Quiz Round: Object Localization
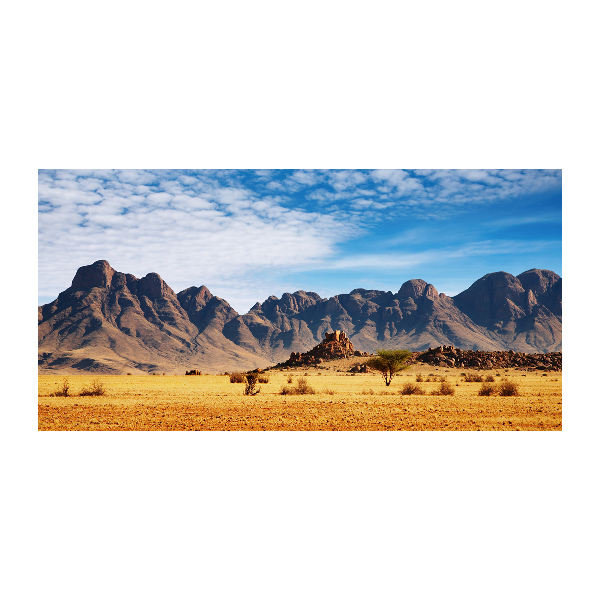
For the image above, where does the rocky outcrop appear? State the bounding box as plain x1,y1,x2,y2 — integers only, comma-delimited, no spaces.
416,345,561,371
274,330,369,368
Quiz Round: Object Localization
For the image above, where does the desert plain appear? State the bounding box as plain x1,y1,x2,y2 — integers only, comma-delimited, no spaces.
38,359,561,431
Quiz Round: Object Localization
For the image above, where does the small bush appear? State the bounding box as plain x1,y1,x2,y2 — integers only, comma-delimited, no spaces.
296,378,315,394
499,381,520,396
257,375,269,384
433,381,455,395
244,373,260,396
400,382,424,395
287,375,293,384
416,372,423,382
478,383,496,396
280,377,315,395
324,388,335,395
229,372,246,383
126,372,133,376
485,375,495,382
464,373,484,383
79,379,106,397
50,378,70,397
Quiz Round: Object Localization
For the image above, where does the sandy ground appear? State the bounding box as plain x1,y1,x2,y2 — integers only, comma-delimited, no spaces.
38,363,562,431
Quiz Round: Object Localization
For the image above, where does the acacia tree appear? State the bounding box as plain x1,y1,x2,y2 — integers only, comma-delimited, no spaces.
367,349,411,386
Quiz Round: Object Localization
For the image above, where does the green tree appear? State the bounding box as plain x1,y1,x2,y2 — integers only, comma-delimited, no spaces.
367,349,411,386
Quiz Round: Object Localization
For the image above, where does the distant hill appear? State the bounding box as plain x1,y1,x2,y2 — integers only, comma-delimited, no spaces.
38,260,562,373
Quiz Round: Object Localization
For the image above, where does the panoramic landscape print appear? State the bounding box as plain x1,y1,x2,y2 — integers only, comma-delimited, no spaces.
38,169,562,431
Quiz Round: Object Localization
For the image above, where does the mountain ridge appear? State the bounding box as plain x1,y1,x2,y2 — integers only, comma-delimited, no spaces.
38,260,562,373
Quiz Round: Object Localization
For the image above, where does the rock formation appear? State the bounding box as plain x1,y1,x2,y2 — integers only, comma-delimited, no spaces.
275,330,369,368
416,345,561,371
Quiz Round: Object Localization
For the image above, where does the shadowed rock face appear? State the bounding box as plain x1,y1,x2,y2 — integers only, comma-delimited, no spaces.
39,261,562,374
177,286,239,334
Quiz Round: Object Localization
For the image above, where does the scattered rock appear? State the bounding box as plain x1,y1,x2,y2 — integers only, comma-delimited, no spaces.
416,345,561,371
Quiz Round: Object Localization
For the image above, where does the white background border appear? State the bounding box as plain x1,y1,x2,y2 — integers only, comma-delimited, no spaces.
4,1,596,599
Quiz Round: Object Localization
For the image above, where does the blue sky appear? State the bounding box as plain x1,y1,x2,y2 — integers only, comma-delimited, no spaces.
38,169,562,313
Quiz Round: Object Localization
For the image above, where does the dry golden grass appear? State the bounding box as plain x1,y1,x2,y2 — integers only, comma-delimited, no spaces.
38,365,561,431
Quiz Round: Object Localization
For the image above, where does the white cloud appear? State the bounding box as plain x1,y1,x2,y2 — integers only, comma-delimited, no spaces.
290,170,321,186
146,192,173,205
38,170,363,312
308,240,561,277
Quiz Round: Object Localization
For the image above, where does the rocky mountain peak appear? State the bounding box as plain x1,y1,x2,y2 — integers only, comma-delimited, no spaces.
71,259,116,290
137,272,174,300
399,279,435,299
177,285,213,311
517,269,560,295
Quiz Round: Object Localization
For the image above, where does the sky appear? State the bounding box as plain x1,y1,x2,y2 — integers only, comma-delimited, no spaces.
38,169,562,314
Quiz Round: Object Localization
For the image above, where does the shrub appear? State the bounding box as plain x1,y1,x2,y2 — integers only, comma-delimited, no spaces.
244,373,260,396
499,381,520,396
258,375,269,384
287,375,293,384
478,383,496,396
485,375,495,382
433,381,455,395
229,372,246,383
50,378,70,397
464,373,484,383
416,372,423,382
79,379,106,397
279,377,315,395
400,382,424,395
295,378,315,394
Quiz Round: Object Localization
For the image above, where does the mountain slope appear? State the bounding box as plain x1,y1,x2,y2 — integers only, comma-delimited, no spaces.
452,269,562,352
38,260,267,373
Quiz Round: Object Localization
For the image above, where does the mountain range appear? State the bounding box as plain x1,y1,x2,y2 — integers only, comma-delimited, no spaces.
38,260,562,374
